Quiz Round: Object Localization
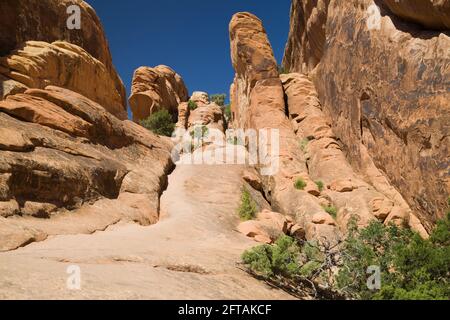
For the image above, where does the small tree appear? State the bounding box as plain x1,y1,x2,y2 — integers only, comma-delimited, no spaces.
241,213,450,300
188,100,198,111
140,109,175,137
294,178,307,190
322,205,337,219
337,215,450,300
224,104,232,121
238,187,257,221
210,94,226,107
278,64,288,75
315,181,324,192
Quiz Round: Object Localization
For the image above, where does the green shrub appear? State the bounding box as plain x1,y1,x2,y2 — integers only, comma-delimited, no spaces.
242,235,301,279
210,94,226,106
315,181,324,192
299,138,309,152
224,104,232,121
337,215,450,300
242,213,450,300
322,205,337,219
188,100,198,111
140,109,175,137
278,64,288,75
238,188,257,221
294,178,307,190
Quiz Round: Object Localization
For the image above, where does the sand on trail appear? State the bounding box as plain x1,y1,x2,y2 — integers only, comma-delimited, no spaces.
0,152,293,299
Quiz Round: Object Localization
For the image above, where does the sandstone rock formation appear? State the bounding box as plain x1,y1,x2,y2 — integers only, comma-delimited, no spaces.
186,93,225,133
283,0,450,231
0,86,174,251
0,1,175,252
229,11,428,242
0,154,292,300
175,91,226,143
283,0,330,74
229,12,342,244
384,0,450,29
280,73,427,236
190,91,210,106
0,41,126,119
129,65,188,122
0,0,126,109
238,209,295,244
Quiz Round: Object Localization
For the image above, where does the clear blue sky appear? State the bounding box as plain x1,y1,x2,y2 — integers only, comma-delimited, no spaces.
86,0,291,117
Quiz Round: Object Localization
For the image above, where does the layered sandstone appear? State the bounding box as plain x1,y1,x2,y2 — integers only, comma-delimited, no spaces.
0,41,126,119
283,0,330,74
0,1,175,252
229,12,341,243
229,11,428,243
283,0,450,231
385,0,450,29
184,92,225,132
0,86,174,251
0,0,126,109
280,73,427,236
129,65,189,122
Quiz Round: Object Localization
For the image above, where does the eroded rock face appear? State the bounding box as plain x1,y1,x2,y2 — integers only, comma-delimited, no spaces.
0,41,126,119
0,86,174,251
129,65,189,122
283,0,330,74
281,73,427,237
384,0,450,29
229,12,342,244
229,10,430,243
283,0,450,231
175,91,225,134
0,0,126,109
190,91,210,106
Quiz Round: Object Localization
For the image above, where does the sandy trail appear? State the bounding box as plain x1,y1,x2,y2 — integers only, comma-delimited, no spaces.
0,160,292,300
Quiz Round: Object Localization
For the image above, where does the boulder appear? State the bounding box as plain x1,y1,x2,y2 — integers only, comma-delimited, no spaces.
129,65,188,122
0,0,126,109
0,41,127,119
0,87,174,251
190,91,210,106
188,103,225,132
311,212,336,226
237,209,289,244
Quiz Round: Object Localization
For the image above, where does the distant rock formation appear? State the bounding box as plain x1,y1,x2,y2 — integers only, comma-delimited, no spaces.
178,92,226,133
129,65,188,122
283,0,450,231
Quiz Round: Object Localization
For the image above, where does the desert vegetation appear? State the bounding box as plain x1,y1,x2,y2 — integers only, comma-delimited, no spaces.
140,109,175,137
241,214,450,300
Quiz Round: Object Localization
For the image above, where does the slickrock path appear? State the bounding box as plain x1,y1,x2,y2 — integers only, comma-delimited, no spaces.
0,160,292,300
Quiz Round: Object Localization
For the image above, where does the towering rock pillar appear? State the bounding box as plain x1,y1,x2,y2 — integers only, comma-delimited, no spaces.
283,0,450,230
